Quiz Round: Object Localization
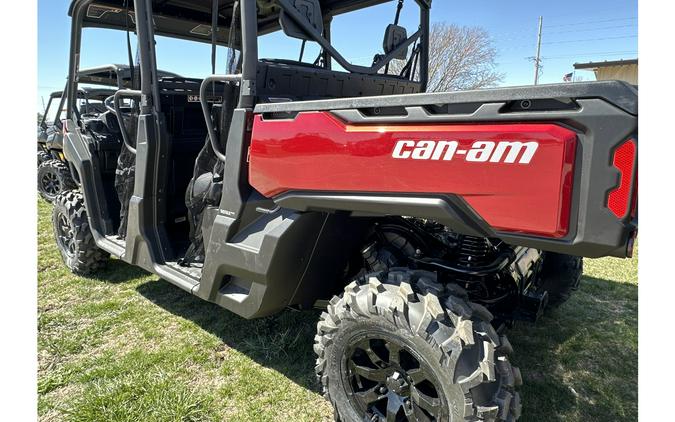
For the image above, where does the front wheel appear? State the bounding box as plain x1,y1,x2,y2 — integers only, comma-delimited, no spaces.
38,159,76,202
315,269,522,422
52,191,109,275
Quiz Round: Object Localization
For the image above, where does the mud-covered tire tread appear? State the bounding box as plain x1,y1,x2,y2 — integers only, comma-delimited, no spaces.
37,151,51,166
315,269,522,421
38,159,76,202
538,253,583,307
52,191,109,275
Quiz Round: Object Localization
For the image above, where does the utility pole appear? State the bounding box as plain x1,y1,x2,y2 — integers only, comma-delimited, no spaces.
534,16,543,85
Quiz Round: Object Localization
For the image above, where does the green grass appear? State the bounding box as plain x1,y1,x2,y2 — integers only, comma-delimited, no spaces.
37,199,637,421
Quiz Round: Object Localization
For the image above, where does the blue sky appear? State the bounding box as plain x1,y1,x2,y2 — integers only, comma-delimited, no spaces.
38,0,637,111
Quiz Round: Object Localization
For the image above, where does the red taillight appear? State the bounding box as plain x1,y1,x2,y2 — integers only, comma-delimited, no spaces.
607,138,637,218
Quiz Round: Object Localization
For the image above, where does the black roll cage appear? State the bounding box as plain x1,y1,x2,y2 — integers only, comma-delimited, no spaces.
66,0,431,116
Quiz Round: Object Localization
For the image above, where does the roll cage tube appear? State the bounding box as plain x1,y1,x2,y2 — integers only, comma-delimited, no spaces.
274,0,429,85
199,75,243,161
54,87,76,129
239,0,258,108
67,0,430,114
67,0,159,122
113,90,142,154
65,1,86,122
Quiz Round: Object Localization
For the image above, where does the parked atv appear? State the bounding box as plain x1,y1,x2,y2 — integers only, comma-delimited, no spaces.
53,1,637,420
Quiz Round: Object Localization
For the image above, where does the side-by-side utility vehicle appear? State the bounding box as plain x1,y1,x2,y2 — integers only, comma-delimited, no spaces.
53,1,637,420
38,86,115,200
38,65,179,201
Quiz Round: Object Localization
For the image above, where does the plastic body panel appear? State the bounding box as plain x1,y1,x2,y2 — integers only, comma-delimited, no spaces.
256,60,421,102
250,113,577,238
251,81,638,258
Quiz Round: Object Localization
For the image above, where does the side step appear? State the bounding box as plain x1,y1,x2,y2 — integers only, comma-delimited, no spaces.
96,235,126,258
154,262,201,294
164,261,203,281
98,233,202,295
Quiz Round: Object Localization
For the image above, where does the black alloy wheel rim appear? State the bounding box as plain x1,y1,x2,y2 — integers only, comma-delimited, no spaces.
343,334,448,422
41,171,61,196
56,212,76,258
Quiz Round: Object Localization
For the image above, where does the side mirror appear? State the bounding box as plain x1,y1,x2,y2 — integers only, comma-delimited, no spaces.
383,24,409,60
279,0,323,41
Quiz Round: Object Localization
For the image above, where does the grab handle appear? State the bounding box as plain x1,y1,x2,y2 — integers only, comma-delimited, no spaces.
113,90,143,154
199,74,242,162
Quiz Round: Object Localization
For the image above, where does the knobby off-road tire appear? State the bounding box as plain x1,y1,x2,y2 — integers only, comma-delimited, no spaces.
315,269,522,422
37,150,51,167
52,191,109,275
38,159,76,202
538,253,583,307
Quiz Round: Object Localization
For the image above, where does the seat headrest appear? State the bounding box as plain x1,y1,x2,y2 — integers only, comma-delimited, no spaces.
383,24,409,60
279,0,323,41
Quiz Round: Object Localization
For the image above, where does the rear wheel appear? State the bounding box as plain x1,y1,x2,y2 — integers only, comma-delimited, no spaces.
315,269,522,422
537,253,583,307
38,159,76,202
52,191,109,275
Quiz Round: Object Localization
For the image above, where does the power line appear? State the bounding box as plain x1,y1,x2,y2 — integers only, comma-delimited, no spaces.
496,21,636,40
544,53,638,61
497,51,637,66
543,50,637,59
546,23,637,35
543,35,637,45
542,7,636,20
544,17,637,28
494,24,637,44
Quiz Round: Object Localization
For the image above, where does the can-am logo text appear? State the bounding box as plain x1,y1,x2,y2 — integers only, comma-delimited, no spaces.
392,140,539,164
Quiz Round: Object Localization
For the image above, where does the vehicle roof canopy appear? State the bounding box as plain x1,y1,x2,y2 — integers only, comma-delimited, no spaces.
70,0,394,46
78,64,181,87
50,87,118,100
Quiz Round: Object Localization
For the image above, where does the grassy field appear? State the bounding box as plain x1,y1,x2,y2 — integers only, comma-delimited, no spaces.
37,199,637,421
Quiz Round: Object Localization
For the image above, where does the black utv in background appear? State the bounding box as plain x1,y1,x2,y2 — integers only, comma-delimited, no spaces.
38,65,179,201
50,1,637,421
38,87,115,201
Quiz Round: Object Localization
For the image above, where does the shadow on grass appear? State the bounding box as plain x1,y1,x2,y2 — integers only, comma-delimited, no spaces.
92,258,150,284
510,276,637,422
136,274,637,421
136,278,322,392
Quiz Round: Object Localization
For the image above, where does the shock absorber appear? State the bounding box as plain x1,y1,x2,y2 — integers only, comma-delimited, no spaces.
454,236,500,301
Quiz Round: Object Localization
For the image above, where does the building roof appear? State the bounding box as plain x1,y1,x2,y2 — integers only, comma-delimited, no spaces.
574,58,638,70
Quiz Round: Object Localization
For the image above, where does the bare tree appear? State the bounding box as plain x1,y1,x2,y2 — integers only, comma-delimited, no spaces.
391,22,503,91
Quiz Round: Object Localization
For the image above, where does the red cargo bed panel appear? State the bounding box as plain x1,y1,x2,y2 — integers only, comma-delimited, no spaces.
249,112,577,238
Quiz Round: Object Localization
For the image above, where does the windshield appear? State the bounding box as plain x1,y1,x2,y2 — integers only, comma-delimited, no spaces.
42,96,63,126
78,98,106,115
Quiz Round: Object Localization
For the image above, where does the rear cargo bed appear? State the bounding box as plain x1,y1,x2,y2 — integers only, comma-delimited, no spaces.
251,81,638,258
